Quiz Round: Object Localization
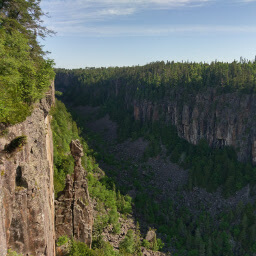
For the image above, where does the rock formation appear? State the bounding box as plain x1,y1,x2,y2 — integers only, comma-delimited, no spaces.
55,72,256,165
0,82,55,256
55,139,93,248
133,89,256,164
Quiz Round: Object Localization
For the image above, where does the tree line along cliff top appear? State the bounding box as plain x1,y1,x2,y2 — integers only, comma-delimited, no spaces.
0,0,55,125
56,58,256,104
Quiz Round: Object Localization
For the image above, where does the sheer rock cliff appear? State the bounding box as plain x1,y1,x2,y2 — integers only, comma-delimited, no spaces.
0,82,55,256
133,89,256,164
55,72,256,165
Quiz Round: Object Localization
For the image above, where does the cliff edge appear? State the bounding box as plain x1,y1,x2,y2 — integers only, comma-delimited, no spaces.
0,82,55,256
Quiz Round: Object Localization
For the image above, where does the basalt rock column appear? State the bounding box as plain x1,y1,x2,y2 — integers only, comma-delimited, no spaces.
55,140,93,248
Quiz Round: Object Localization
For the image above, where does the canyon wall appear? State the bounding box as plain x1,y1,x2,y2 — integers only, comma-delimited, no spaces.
0,83,55,256
133,89,256,164
54,71,256,164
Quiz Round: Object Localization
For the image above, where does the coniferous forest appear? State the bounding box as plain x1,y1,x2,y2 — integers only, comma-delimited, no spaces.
0,0,55,124
55,62,256,255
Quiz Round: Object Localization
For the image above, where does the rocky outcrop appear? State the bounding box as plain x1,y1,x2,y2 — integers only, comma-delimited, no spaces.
133,89,256,164
0,82,55,256
55,140,93,248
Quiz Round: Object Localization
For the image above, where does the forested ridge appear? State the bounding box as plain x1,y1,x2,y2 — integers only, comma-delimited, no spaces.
56,60,256,198
56,60,256,255
57,59,256,104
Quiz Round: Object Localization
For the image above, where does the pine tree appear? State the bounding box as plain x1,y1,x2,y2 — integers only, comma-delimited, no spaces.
135,222,142,256
206,238,213,256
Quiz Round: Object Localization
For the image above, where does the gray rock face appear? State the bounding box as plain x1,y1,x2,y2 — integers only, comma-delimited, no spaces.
145,230,156,243
134,89,256,164
55,140,93,248
0,82,55,256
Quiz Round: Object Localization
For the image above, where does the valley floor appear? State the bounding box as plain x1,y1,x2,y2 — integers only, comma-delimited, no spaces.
71,105,256,254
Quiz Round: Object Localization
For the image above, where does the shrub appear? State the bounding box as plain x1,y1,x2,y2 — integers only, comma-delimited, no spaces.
154,238,165,251
55,91,63,96
119,230,135,255
7,249,23,256
57,235,69,247
0,129,8,137
142,236,164,251
68,240,95,256
92,236,120,256
4,136,27,153
142,239,151,249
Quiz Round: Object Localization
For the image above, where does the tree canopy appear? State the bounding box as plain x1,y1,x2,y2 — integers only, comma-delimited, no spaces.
0,0,55,124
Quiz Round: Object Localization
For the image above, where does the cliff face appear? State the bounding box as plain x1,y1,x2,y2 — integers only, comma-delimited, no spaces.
54,70,256,165
0,83,55,256
55,140,93,248
133,89,256,164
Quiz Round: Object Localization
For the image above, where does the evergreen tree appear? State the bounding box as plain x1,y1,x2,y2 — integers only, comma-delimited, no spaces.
0,0,54,124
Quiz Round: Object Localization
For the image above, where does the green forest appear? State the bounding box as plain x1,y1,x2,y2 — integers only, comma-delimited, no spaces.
56,62,256,198
0,0,55,124
57,59,256,106
51,99,164,255
55,62,256,255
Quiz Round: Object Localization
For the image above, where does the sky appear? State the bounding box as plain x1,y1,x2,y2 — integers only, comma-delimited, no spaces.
40,0,256,68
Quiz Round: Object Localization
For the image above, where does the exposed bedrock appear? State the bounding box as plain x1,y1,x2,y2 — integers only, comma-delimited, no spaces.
55,139,93,248
133,90,256,164
0,82,55,256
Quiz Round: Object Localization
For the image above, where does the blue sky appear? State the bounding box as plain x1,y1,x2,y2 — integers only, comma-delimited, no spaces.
40,0,256,68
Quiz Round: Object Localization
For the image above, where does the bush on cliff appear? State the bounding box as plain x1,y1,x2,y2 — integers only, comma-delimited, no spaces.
6,249,23,256
4,135,27,153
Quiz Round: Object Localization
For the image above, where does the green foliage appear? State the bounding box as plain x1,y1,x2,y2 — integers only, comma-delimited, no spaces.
7,249,23,256
55,63,256,255
58,236,119,256
4,135,27,153
68,240,95,256
57,235,69,247
155,239,164,251
0,128,8,137
142,122,256,198
141,230,164,252
52,99,133,254
92,236,120,256
51,100,80,195
87,173,131,235
55,64,256,197
55,90,63,96
57,60,256,111
142,239,151,249
0,0,55,124
119,230,135,255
